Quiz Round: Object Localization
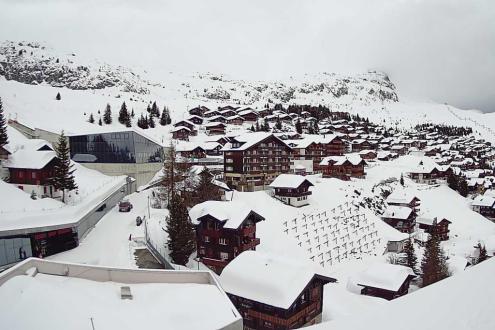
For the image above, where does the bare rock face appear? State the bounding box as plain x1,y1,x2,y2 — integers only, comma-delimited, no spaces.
0,41,151,94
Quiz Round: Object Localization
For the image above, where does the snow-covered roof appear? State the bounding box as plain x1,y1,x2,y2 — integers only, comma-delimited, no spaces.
4,149,57,169
416,217,451,226
189,200,264,229
220,251,336,309
386,190,419,205
382,205,413,220
320,154,365,166
352,263,415,292
269,174,313,189
171,126,191,132
0,259,242,330
312,259,495,330
222,132,287,151
472,195,495,207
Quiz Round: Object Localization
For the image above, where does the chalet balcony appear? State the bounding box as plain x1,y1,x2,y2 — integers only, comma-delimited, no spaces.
199,229,222,239
240,238,260,251
275,191,312,198
241,226,256,236
201,257,229,268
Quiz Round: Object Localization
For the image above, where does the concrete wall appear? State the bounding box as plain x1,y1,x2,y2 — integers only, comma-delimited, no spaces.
80,162,162,188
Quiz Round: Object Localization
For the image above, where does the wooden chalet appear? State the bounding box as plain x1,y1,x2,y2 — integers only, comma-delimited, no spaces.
416,217,451,241
188,105,209,117
189,201,265,274
226,115,245,125
205,122,227,135
222,132,292,191
353,264,416,300
381,205,416,234
359,150,377,161
218,109,237,118
208,115,227,123
238,109,259,122
408,162,440,184
386,191,421,212
319,155,367,180
220,251,336,329
472,195,495,218
269,174,313,207
187,115,204,125
323,135,346,156
204,109,221,118
4,144,60,198
287,139,325,174
174,120,196,131
171,126,192,141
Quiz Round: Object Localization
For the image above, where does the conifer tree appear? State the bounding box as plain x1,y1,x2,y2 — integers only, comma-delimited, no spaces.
56,92,61,100
161,142,193,204
166,193,196,266
118,102,129,125
275,117,282,130
88,113,95,124
51,131,78,203
421,231,450,287
160,106,171,126
98,117,103,126
151,101,160,117
131,109,135,118
103,103,112,124
458,178,468,197
404,237,418,273
195,167,220,203
400,173,405,186
295,119,303,134
0,97,8,147
148,114,155,128
477,242,488,264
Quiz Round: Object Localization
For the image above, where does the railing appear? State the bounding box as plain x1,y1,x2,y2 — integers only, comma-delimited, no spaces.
241,238,260,251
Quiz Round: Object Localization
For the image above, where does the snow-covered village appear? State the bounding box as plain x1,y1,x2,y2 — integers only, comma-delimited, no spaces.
0,1,495,330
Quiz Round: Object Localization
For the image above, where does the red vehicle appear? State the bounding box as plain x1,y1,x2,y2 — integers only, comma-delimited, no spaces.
118,200,133,212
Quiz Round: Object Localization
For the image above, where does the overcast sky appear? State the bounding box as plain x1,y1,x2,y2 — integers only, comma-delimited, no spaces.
0,0,494,112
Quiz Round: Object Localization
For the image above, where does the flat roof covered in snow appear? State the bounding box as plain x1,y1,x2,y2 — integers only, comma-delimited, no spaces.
269,174,314,189
0,259,242,330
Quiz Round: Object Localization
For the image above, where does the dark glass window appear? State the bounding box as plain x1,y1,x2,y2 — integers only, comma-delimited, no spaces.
69,132,163,164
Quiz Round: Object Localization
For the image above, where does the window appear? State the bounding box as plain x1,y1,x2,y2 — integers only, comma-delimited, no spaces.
226,158,233,163
220,252,229,260
226,166,233,172
31,172,37,179
18,171,24,178
204,236,210,243
219,238,227,245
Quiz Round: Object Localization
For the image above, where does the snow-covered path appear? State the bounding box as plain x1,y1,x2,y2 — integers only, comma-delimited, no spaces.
49,191,151,268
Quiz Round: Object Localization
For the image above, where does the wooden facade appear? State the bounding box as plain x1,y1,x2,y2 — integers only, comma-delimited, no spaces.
417,218,451,241
359,276,415,301
194,212,264,274
320,160,366,180
228,276,333,330
8,158,59,197
206,123,226,135
224,135,292,191
172,127,192,141
382,213,416,234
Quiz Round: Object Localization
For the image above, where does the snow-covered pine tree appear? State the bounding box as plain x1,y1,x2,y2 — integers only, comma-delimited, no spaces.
295,119,303,134
275,117,282,130
195,167,220,204
148,114,155,128
118,102,130,125
51,131,78,203
151,101,160,117
159,109,168,126
56,92,61,100
0,97,8,147
165,193,196,266
103,103,112,124
404,237,418,273
458,178,468,197
477,242,488,263
88,113,95,124
421,231,450,287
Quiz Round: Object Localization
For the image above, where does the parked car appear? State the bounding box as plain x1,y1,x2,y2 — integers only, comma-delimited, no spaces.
119,200,133,212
